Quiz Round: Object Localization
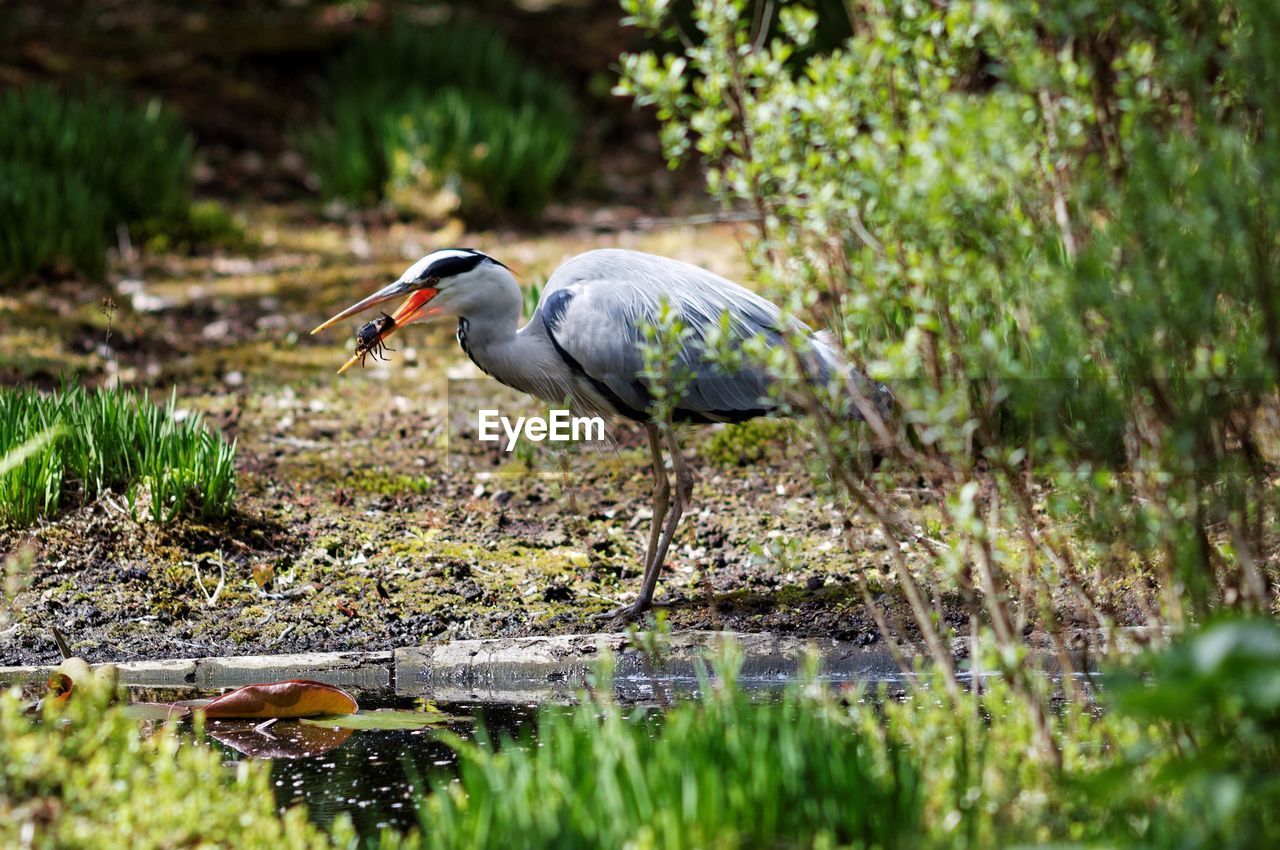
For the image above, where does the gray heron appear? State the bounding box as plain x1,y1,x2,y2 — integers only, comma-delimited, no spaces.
312,248,885,621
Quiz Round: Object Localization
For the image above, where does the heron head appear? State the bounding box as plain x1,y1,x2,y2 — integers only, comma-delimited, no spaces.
311,247,512,338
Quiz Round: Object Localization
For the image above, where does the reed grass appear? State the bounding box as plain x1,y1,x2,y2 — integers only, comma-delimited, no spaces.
412,657,923,850
0,385,236,527
0,85,193,283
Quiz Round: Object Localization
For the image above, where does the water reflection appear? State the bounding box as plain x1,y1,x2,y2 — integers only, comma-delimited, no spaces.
202,700,539,839
208,720,354,759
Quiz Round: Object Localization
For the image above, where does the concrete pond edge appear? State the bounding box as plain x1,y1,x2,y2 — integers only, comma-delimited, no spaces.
0,628,1158,704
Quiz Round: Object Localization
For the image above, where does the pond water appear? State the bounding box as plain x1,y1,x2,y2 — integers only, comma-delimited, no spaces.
1,637,943,845
182,677,852,843
191,697,541,840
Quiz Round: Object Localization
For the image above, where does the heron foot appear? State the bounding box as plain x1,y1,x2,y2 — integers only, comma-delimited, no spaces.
589,600,658,625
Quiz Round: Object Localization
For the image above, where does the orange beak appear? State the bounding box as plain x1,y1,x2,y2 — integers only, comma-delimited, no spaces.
312,280,441,374
387,287,440,327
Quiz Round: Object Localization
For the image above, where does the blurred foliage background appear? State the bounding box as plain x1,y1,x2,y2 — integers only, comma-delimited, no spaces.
300,20,580,218
0,0,687,285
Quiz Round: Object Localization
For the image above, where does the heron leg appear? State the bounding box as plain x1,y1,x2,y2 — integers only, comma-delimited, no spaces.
592,424,671,624
627,423,693,618
643,423,671,573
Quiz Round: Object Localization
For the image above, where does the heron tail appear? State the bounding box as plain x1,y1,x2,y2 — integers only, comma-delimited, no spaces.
808,332,893,423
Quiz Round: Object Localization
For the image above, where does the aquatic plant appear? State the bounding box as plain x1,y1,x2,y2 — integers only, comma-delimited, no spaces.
300,21,579,219
0,384,237,527
393,624,1279,850
0,85,193,284
1,625,1275,849
411,651,924,850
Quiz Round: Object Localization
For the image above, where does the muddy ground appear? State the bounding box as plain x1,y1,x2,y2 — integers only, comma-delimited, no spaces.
1,209,969,666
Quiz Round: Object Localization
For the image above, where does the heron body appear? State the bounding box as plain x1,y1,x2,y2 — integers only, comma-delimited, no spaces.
313,247,880,620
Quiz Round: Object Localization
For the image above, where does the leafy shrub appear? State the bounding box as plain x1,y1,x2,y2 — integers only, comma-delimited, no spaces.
0,85,193,283
868,621,1280,849
0,686,348,850
1094,619,1280,849
0,385,237,527
619,0,1280,761
301,21,579,219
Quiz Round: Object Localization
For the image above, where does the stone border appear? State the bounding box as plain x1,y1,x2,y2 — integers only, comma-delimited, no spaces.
398,632,905,702
0,650,393,694
1,628,1145,703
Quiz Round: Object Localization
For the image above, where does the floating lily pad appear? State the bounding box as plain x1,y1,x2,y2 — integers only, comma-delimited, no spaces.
299,709,469,730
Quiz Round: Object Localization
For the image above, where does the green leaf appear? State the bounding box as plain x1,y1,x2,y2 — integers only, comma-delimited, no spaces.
299,709,470,730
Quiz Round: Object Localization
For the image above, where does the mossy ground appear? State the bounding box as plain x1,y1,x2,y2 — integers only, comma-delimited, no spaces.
0,208,954,665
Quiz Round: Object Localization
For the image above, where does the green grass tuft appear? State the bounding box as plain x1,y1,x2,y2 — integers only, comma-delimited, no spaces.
0,85,194,284
0,385,236,527
0,163,109,281
301,21,579,219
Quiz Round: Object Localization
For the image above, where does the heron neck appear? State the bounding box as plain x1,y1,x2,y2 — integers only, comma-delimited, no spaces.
455,273,557,399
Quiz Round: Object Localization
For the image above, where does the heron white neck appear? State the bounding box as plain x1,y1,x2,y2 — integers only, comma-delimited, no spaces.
454,267,565,403
455,265,523,341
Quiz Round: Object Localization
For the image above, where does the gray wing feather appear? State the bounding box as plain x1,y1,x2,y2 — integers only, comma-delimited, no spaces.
534,249,833,421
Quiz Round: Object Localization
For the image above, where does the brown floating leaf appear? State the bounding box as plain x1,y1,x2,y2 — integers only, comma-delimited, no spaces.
200,679,359,719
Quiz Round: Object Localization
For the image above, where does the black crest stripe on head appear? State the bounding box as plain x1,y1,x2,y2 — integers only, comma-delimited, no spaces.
417,250,502,282
459,248,509,270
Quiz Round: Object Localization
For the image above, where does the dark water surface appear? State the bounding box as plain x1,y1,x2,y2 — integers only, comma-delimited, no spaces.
133,673,910,844
188,698,542,840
